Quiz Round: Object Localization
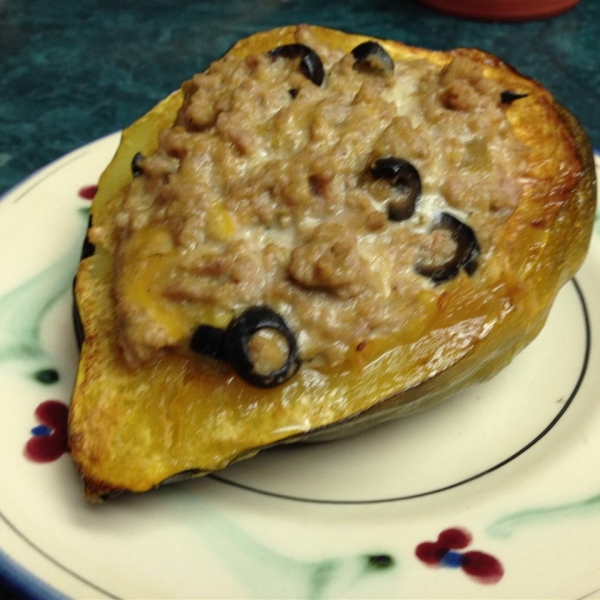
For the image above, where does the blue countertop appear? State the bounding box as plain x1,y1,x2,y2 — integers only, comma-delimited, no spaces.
1,0,599,199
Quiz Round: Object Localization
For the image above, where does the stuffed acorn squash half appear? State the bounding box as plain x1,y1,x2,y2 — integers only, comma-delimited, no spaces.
69,25,596,501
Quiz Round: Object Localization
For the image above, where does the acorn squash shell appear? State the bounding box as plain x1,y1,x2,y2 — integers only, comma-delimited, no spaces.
68,25,597,501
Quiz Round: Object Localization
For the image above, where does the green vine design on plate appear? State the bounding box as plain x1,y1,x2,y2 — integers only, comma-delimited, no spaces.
164,486,397,599
0,206,88,363
0,248,79,362
487,493,600,539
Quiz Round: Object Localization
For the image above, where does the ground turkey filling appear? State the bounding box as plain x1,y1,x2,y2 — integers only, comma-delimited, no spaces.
112,26,527,377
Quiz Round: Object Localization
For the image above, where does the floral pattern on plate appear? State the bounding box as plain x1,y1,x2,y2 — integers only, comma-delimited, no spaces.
24,400,69,463
415,528,504,584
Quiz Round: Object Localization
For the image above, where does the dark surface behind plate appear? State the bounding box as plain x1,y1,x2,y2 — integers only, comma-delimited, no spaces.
1,0,600,199
1,583,29,600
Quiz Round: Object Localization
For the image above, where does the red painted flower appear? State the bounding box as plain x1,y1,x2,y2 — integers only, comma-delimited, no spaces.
416,527,503,584
24,400,69,463
78,184,98,200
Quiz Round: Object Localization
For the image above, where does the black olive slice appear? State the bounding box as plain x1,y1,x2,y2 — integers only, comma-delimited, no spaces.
223,306,300,388
500,90,528,105
371,157,422,221
415,212,480,283
81,214,95,260
190,325,226,360
351,41,394,76
269,44,325,86
131,152,144,177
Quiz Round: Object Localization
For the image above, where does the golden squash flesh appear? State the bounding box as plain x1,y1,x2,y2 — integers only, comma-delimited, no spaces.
69,25,596,501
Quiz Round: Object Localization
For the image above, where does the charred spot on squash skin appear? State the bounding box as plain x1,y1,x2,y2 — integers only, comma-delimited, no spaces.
269,44,325,87
370,157,422,221
351,41,394,76
500,90,529,105
415,212,480,283
437,291,450,312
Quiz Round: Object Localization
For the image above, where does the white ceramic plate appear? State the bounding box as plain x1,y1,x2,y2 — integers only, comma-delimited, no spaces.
0,135,599,599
